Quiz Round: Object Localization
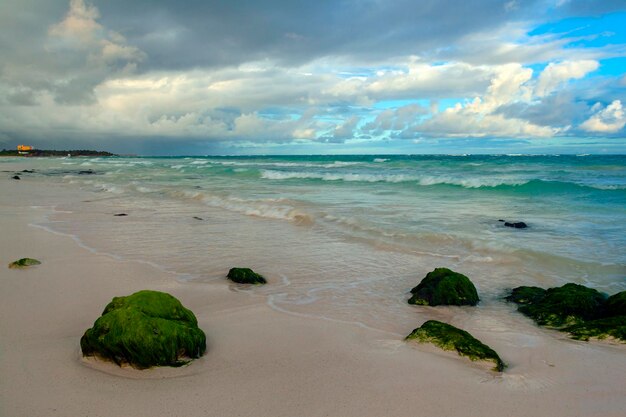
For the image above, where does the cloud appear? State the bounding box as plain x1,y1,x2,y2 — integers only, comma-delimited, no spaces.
496,93,589,127
0,0,624,154
362,103,429,135
535,60,599,97
556,0,626,16
405,63,559,138
580,100,626,133
0,0,144,105
92,0,546,71
365,61,493,99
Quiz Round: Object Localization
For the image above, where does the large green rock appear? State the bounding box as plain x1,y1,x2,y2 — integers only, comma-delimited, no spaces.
408,268,479,306
564,316,626,341
227,267,267,285
506,284,625,342
406,320,505,372
8,258,41,269
80,290,206,368
604,291,626,317
512,283,606,327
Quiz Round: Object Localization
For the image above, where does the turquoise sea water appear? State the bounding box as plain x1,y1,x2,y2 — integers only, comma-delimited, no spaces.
5,154,625,334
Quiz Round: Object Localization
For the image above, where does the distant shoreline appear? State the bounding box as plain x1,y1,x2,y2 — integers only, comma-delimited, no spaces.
0,149,117,157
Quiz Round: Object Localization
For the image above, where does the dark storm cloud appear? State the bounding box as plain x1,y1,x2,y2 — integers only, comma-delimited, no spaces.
94,0,544,70
496,93,591,127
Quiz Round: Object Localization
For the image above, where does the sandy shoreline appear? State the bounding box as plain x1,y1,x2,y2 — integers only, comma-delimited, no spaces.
1,167,625,417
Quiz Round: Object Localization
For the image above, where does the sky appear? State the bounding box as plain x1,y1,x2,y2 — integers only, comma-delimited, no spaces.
0,0,625,155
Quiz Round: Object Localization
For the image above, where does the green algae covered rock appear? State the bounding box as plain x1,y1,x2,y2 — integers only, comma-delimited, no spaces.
504,286,546,305
227,267,267,285
80,290,206,368
511,283,606,327
8,258,41,269
564,316,626,341
406,320,505,371
567,290,626,342
604,291,626,317
408,268,479,306
506,284,626,342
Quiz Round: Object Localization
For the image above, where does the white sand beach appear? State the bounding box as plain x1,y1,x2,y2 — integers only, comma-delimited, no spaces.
1,167,625,417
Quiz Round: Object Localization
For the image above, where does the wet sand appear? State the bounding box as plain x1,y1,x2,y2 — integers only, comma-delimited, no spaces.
1,168,625,417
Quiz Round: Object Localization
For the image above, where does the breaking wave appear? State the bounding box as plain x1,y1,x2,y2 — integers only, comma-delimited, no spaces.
259,170,625,192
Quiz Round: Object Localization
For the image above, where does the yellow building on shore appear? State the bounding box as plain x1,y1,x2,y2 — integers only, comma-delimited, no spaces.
17,145,33,155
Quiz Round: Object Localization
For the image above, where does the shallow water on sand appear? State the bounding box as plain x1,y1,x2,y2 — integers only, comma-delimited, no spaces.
4,155,625,341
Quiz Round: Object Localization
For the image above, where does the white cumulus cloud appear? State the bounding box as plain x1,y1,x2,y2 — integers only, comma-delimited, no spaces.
580,100,626,133
535,60,599,97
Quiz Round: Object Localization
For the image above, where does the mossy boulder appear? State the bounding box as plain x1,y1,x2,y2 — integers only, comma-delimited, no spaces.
80,290,206,368
507,284,625,342
510,283,606,327
408,268,479,306
564,316,626,341
604,291,626,317
504,286,546,305
227,267,267,285
8,258,41,269
406,320,505,371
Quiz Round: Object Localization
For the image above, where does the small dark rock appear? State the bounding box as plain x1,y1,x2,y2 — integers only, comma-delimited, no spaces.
113,213,128,217
193,216,204,221
78,170,95,175
504,221,527,229
498,219,505,222
21,169,35,173
12,175,20,180
227,267,267,285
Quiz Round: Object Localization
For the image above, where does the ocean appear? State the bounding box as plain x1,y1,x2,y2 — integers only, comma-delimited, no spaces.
6,154,626,336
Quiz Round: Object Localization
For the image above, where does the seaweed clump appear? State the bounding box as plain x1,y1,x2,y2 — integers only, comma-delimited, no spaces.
227,267,267,285
406,320,505,371
80,290,206,368
408,268,479,306
506,284,626,342
8,258,41,269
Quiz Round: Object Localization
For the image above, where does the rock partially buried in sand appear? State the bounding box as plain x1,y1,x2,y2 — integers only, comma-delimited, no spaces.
406,320,505,372
80,290,206,368
12,175,20,180
227,267,267,285
8,258,41,269
565,315,626,341
113,213,127,216
564,290,626,341
408,268,479,306
507,285,625,342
